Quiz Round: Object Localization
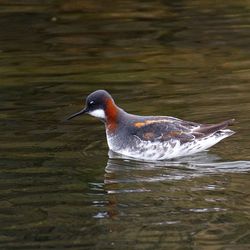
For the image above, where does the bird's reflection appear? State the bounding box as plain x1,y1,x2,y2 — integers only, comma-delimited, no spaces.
105,150,250,184
101,151,250,219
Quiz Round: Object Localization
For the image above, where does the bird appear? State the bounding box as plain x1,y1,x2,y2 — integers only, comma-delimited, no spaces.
67,90,235,161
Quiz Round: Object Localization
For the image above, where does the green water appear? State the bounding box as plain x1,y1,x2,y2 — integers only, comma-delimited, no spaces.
0,1,250,249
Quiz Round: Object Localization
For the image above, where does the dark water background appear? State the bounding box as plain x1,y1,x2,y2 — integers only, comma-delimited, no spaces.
0,1,250,249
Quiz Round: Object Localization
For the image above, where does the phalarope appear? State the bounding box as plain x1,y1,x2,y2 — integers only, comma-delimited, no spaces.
67,90,235,160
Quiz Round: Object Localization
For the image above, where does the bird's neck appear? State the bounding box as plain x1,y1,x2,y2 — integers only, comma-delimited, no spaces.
105,99,122,133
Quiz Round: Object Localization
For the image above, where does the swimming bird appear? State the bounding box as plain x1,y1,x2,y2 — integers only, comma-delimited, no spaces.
67,90,235,160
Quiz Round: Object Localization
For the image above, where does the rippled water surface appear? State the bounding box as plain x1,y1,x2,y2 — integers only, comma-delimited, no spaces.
0,1,250,249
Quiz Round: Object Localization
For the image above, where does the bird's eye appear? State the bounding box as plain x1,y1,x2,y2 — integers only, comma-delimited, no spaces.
89,101,94,105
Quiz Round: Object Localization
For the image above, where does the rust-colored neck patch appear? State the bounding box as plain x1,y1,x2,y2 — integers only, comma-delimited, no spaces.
105,98,118,132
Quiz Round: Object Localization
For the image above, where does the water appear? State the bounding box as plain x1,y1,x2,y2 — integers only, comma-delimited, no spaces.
0,0,250,249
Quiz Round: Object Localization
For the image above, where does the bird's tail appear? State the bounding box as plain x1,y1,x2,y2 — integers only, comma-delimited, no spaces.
194,119,235,136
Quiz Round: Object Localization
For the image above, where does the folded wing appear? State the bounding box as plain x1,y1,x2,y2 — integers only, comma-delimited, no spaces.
133,118,235,144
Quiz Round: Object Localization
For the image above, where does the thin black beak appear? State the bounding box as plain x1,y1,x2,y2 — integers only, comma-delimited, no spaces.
67,108,87,120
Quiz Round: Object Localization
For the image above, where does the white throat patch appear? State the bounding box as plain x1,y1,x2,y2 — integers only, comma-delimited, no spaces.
89,109,105,119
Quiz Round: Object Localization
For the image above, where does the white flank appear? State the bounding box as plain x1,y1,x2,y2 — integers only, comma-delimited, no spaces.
89,109,105,119
107,129,235,161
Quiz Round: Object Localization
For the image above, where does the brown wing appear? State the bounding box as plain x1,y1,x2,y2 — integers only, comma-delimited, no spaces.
132,118,235,144
132,118,198,144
